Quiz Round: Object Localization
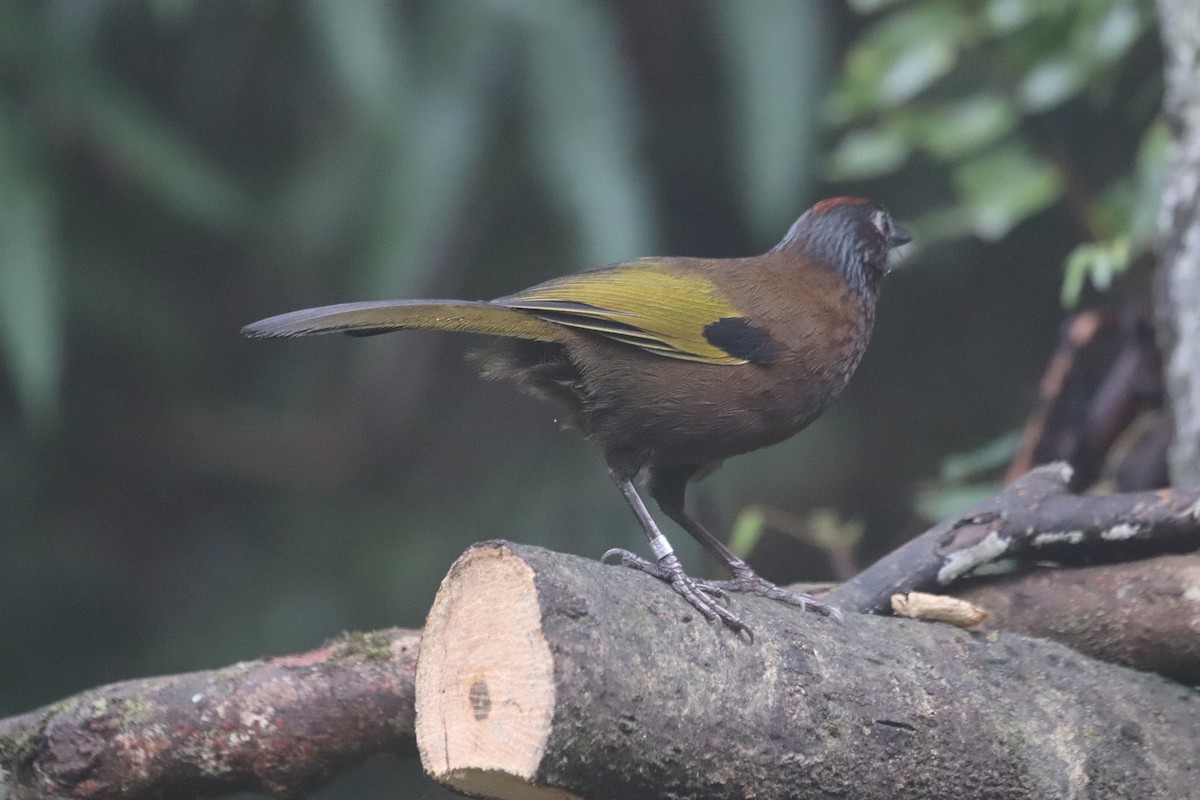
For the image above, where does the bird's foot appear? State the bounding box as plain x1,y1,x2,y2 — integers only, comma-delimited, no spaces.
711,570,842,621
602,549,750,636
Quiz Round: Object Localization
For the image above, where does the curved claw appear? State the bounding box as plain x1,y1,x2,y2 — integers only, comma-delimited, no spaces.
601,547,650,570
601,549,744,633
712,573,841,621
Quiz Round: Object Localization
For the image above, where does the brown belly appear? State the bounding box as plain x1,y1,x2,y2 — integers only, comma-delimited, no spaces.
575,344,859,473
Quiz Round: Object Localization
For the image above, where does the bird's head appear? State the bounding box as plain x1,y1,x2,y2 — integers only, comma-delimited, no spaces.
772,197,911,297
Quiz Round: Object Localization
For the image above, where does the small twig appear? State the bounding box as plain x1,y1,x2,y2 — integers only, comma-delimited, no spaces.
1006,312,1106,483
1076,315,1164,489
1006,312,1166,491
825,462,1200,614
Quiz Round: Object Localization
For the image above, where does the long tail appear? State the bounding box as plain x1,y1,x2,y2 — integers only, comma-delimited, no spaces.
241,299,562,342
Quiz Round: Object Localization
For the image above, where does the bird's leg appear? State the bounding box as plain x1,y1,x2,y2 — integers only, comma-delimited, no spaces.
601,468,748,634
648,466,841,620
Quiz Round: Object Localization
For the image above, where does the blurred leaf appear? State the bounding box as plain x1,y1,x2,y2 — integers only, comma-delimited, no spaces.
805,508,866,551
825,123,913,180
710,0,828,239
306,0,501,298
61,68,256,237
1061,236,1130,307
519,0,654,264
1018,1,1150,111
1128,119,1168,247
939,430,1022,482
829,0,1155,256
1019,55,1087,111
848,0,909,13
918,432,1017,521
1079,1,1144,62
916,483,1000,522
0,102,61,428
729,505,864,559
909,205,978,241
984,0,1044,32
0,5,253,235
830,2,975,121
729,506,767,559
305,0,408,122
953,142,1062,239
381,1,504,290
919,95,1017,160
1057,117,1162,306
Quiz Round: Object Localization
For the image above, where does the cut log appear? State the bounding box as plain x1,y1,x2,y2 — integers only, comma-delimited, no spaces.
414,541,1200,800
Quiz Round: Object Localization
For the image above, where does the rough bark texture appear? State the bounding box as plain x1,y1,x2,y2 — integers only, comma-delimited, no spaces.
0,628,420,800
955,553,1200,685
2,534,1198,800
1156,0,1200,485
415,541,1200,800
824,463,1200,615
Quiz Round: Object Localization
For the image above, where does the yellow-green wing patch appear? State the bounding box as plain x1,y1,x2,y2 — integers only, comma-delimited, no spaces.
497,262,774,365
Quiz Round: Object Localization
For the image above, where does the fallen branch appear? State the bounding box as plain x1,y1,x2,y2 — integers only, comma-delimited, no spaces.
0,628,420,800
415,541,1199,800
954,553,1200,685
825,462,1200,614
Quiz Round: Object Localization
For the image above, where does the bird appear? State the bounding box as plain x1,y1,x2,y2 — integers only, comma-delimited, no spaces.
243,197,910,635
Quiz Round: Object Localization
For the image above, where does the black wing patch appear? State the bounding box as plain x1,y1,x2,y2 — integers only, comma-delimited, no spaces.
702,317,782,365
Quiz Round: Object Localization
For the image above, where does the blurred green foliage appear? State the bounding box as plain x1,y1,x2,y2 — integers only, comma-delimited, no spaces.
826,0,1160,303
824,0,1162,516
0,1,1166,797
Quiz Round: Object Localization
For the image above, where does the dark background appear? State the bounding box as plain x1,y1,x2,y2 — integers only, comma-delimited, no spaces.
0,1,1159,796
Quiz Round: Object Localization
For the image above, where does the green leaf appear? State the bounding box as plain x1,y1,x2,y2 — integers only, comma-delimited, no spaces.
954,142,1063,239
709,0,829,240
825,124,913,181
1019,55,1087,111
919,95,1017,160
1128,120,1168,248
830,2,975,121
0,103,62,428
805,508,866,551
1061,236,1130,307
728,506,767,559
1083,1,1145,62
984,0,1042,32
880,37,957,106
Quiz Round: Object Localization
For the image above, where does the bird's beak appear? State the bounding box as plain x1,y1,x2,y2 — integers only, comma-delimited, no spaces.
888,224,913,249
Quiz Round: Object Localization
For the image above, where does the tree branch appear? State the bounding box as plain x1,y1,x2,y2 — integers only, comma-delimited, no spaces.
0,628,420,800
955,554,1200,684
824,462,1200,614
414,541,1199,800
4,471,1199,800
